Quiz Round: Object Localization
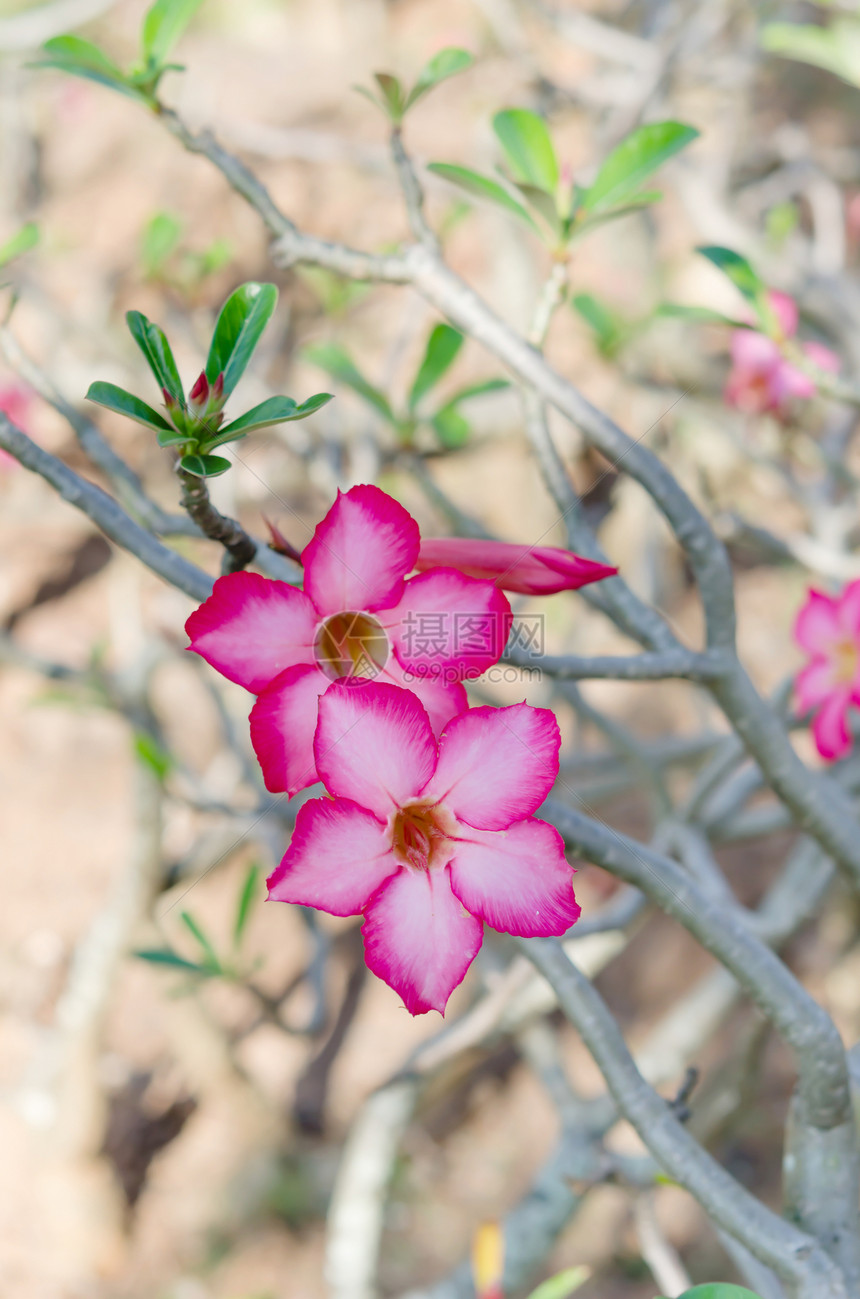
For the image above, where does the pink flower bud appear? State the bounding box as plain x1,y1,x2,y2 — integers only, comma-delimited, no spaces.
162,386,179,412
415,537,617,595
189,370,209,408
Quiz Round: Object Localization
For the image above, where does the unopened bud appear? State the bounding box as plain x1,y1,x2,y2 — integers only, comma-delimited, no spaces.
263,515,303,564
189,370,210,409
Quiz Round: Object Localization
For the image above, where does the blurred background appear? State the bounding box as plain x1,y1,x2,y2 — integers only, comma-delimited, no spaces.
2,0,860,1296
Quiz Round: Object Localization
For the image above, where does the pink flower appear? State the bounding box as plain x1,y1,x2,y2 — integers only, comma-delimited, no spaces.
267,681,579,1014
0,382,34,470
186,485,512,797
726,291,839,417
794,581,860,760
415,537,617,595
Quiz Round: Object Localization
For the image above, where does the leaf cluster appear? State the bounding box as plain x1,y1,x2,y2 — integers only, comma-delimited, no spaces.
305,324,507,450
429,113,699,252
136,863,261,979
87,283,332,478
36,0,205,105
355,47,473,125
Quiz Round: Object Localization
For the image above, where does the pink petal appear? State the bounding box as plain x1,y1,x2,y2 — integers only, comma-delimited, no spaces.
794,589,842,654
384,568,512,680
268,797,398,916
314,680,437,820
250,664,329,794
773,360,815,402
414,538,617,595
768,290,798,339
361,866,483,1014
795,659,837,714
838,580,860,636
186,572,317,693
422,702,560,830
381,655,468,736
803,341,840,374
449,817,579,937
730,329,780,370
812,690,853,761
301,485,420,617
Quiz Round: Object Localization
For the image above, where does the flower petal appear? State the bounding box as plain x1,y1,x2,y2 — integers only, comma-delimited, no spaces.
302,485,420,617
803,340,840,374
730,329,780,370
381,655,467,737
314,680,437,819
837,580,860,636
773,360,815,402
250,665,329,795
186,572,317,693
795,659,837,714
385,568,512,680
794,589,842,654
450,817,579,937
422,702,560,830
361,866,483,1014
268,797,398,916
812,690,853,762
769,290,798,339
414,538,617,595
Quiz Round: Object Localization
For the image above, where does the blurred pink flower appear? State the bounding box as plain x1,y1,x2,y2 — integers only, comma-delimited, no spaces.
794,581,860,760
186,484,511,797
726,290,839,416
415,537,617,595
267,681,579,1015
0,382,35,470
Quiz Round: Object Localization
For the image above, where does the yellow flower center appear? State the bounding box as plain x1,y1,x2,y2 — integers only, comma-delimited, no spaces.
833,637,858,685
314,610,389,681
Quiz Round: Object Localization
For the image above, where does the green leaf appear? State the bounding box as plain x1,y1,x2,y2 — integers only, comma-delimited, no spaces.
179,452,231,477
156,426,189,447
656,302,748,328
205,282,278,395
134,731,173,779
86,381,173,433
233,863,259,948
405,47,474,110
575,191,662,235
443,377,509,405
141,0,204,66
431,404,471,448
304,343,395,423
526,1266,590,1299
180,910,221,970
493,108,559,193
0,222,38,269
126,310,184,403
141,211,182,277
211,392,334,444
511,182,563,236
677,1287,764,1299
409,325,464,410
572,293,622,351
583,121,699,213
696,245,764,305
760,20,860,88
36,35,143,100
427,164,540,231
374,72,405,122
134,947,212,974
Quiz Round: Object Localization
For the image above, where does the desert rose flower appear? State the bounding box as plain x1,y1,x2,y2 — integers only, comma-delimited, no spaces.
794,581,860,760
415,537,617,595
267,681,579,1015
186,485,512,796
726,290,839,417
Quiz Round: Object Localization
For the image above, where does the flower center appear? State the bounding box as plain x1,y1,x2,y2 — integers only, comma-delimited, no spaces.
391,801,456,872
314,610,389,681
833,637,859,685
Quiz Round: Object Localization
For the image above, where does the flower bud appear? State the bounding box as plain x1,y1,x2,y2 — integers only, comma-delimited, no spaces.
415,537,617,595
